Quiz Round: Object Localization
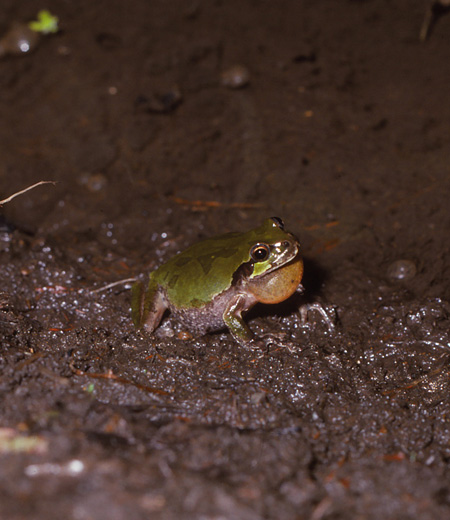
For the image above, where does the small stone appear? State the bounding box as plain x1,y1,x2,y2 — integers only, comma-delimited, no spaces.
387,259,417,281
80,173,108,192
0,23,40,57
221,65,250,89
137,86,183,114
87,173,108,192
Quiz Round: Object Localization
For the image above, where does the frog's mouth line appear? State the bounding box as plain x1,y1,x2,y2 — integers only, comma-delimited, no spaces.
259,242,300,276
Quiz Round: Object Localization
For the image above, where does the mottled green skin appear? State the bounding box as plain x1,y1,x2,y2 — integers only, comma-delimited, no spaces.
132,218,302,344
151,219,294,308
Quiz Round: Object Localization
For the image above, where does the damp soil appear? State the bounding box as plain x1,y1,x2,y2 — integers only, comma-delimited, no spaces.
1,1,450,519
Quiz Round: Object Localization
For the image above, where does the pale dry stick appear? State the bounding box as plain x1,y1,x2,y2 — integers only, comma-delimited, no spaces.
91,277,137,294
0,181,56,206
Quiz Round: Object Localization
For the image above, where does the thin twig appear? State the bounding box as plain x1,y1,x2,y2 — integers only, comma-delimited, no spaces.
69,363,171,395
91,277,137,294
0,181,56,206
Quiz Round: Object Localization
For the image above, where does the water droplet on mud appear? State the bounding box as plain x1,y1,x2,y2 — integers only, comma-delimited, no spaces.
387,259,417,281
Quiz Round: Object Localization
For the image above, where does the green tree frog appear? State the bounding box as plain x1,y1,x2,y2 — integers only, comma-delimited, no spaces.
132,217,304,344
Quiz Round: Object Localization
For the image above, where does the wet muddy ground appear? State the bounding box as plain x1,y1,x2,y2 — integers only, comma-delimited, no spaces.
1,1,450,518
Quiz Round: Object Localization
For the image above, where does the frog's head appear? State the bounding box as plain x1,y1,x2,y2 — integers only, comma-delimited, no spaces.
248,217,300,279
243,217,303,304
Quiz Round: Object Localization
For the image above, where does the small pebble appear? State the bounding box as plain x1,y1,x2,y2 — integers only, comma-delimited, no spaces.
221,64,250,89
138,86,182,114
80,173,108,192
0,23,40,57
387,259,417,281
250,391,267,405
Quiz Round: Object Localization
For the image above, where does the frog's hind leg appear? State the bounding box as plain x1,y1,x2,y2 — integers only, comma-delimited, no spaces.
132,280,167,333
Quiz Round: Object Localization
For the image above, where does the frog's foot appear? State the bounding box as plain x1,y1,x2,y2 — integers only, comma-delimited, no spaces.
131,280,167,333
299,303,337,332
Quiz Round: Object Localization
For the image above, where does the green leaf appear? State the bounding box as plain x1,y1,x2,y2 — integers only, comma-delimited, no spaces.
28,10,59,34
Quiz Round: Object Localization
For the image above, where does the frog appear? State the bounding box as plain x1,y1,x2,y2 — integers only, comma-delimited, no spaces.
131,217,304,345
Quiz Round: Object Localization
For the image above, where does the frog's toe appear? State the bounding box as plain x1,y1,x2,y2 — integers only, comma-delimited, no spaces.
242,337,268,351
242,331,286,350
262,331,286,344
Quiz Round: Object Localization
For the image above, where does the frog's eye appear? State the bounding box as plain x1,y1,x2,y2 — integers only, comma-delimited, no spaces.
271,216,284,229
250,243,270,262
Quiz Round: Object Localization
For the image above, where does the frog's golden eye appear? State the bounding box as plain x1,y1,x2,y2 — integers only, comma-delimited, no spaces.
250,243,270,262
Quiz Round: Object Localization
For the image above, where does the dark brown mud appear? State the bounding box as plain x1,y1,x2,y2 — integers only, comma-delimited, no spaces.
1,1,450,518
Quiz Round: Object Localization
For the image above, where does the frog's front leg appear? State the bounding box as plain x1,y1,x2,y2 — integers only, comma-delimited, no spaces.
131,278,167,333
223,294,255,345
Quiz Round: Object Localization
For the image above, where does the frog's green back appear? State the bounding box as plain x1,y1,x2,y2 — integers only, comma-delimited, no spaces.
152,219,292,308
